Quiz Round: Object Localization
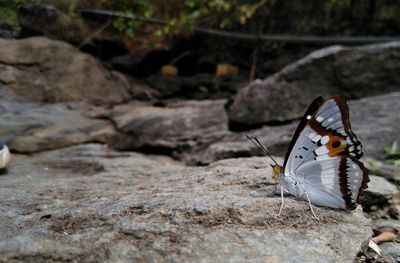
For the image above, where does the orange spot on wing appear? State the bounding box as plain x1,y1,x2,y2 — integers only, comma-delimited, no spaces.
326,135,347,157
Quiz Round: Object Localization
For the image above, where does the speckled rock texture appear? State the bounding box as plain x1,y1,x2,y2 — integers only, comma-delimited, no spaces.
0,144,371,262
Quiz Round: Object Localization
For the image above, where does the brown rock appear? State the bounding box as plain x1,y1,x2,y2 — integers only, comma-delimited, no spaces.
0,37,132,105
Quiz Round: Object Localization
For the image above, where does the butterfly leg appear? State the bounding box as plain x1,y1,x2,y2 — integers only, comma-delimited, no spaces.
304,191,320,221
278,184,284,216
272,181,278,196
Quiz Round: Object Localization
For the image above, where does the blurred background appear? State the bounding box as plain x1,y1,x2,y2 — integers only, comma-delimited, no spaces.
1,0,399,163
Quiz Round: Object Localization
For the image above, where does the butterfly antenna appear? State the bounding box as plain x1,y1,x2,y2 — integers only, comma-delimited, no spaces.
245,134,279,166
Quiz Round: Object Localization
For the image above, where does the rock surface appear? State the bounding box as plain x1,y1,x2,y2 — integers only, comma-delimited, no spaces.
348,92,400,160
364,175,399,208
227,42,400,126
183,123,298,165
0,104,115,153
0,37,131,105
0,144,371,262
111,99,230,152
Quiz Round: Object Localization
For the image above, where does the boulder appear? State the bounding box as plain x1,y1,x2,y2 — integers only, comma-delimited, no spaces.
0,37,131,105
348,92,400,159
0,104,115,153
364,175,399,208
110,100,230,151
0,144,371,262
228,42,400,126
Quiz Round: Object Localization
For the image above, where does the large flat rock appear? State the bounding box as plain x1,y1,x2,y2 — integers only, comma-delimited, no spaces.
0,144,371,262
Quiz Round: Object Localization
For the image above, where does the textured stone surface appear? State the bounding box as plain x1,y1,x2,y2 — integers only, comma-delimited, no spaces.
0,37,131,105
111,100,230,151
183,123,297,165
364,175,399,208
0,104,115,153
227,42,400,126
0,144,371,262
348,92,400,160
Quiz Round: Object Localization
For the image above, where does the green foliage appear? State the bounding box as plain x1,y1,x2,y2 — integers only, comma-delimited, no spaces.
0,0,25,29
324,0,351,13
103,0,275,37
0,0,81,31
1,0,399,37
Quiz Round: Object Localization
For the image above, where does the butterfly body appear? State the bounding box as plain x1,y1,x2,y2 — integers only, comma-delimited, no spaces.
251,95,369,218
279,173,306,198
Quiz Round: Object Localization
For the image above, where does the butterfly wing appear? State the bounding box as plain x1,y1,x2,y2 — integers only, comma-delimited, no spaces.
283,95,369,210
294,156,368,210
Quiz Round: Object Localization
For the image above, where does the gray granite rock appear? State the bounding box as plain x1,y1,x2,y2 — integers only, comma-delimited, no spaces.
111,99,230,151
0,144,371,262
364,175,399,208
348,92,400,160
367,176,399,197
0,104,115,153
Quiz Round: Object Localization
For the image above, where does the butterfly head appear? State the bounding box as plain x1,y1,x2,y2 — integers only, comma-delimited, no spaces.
270,164,283,182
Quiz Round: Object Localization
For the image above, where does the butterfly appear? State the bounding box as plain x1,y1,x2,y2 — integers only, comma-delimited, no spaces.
247,95,369,220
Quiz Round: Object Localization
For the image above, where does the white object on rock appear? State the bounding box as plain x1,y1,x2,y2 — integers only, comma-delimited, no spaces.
368,240,382,255
0,143,11,169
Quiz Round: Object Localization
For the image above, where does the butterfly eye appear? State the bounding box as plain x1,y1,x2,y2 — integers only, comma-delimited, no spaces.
274,166,281,174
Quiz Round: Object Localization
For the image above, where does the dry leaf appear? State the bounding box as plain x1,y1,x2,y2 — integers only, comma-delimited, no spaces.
371,232,397,244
